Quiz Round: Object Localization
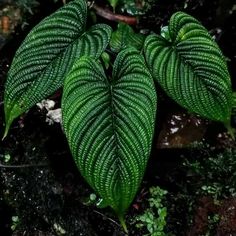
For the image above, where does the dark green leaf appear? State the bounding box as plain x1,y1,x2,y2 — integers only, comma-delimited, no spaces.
62,48,157,222
4,0,112,136
144,12,232,123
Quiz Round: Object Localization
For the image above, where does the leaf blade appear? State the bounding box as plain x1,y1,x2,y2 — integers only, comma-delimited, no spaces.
4,0,112,135
62,48,157,218
144,11,232,122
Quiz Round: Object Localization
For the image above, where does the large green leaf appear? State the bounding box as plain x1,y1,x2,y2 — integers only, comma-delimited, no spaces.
110,23,145,53
4,0,112,136
144,11,232,123
62,48,157,225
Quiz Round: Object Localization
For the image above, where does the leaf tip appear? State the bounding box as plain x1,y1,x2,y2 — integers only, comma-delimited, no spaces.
118,214,128,234
224,119,235,140
2,121,11,140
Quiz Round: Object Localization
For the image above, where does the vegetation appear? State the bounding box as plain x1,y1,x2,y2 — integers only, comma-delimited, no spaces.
184,148,236,199
135,187,168,236
2,0,232,232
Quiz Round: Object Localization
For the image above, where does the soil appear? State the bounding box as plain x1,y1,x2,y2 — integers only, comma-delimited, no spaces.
1,0,236,235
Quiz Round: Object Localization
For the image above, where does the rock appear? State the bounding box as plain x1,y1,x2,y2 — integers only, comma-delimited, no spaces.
157,112,208,149
46,108,62,125
36,99,56,111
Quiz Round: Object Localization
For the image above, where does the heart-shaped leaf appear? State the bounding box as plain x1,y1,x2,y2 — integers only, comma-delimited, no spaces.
62,48,157,226
144,12,232,123
4,0,112,136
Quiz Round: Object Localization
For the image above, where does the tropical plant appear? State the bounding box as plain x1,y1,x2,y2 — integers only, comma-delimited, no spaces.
144,12,232,124
62,48,157,230
3,0,232,232
3,0,111,137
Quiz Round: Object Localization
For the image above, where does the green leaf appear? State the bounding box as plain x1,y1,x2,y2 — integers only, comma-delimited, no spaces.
62,48,157,221
110,23,145,53
4,0,112,137
107,0,119,11
101,51,111,69
144,11,232,123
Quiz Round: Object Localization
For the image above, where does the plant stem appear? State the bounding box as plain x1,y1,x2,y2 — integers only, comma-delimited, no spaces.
89,2,137,25
118,215,128,234
0,163,48,168
224,119,235,140
93,210,120,227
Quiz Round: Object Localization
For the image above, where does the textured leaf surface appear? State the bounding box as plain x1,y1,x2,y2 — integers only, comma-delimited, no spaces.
4,0,111,135
62,48,157,218
110,23,145,52
144,11,232,122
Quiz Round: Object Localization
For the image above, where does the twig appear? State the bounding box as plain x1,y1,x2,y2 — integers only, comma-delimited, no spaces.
89,2,137,25
0,162,48,169
93,210,120,227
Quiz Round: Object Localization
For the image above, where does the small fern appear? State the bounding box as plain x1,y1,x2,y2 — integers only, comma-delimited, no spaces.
2,2,233,232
